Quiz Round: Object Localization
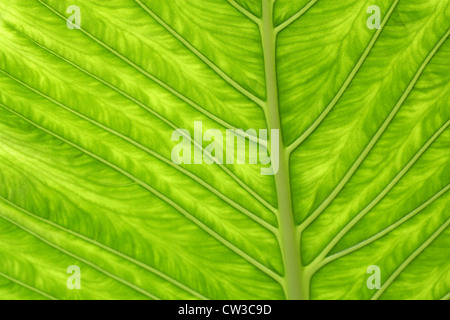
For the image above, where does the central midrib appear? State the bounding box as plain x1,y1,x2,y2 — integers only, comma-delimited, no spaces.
261,0,306,300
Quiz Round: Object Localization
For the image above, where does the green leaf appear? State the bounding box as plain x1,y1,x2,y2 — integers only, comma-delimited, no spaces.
0,0,448,300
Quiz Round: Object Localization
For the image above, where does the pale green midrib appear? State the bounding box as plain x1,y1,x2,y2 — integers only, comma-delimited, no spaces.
0,194,208,300
298,28,450,234
306,121,449,272
0,67,276,234
135,0,265,107
441,292,450,300
0,102,283,285
0,211,160,300
36,0,267,149
286,0,400,154
371,218,450,300
319,184,450,269
261,0,305,300
0,271,58,300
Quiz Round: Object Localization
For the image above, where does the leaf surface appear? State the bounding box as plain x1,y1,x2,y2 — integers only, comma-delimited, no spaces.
0,0,448,300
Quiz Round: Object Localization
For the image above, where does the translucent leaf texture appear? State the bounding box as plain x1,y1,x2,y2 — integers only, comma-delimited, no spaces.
0,0,449,300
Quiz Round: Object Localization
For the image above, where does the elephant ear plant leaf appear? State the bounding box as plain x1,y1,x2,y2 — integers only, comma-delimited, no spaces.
0,0,448,300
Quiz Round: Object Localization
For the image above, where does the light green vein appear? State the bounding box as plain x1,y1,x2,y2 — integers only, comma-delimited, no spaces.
261,0,303,299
